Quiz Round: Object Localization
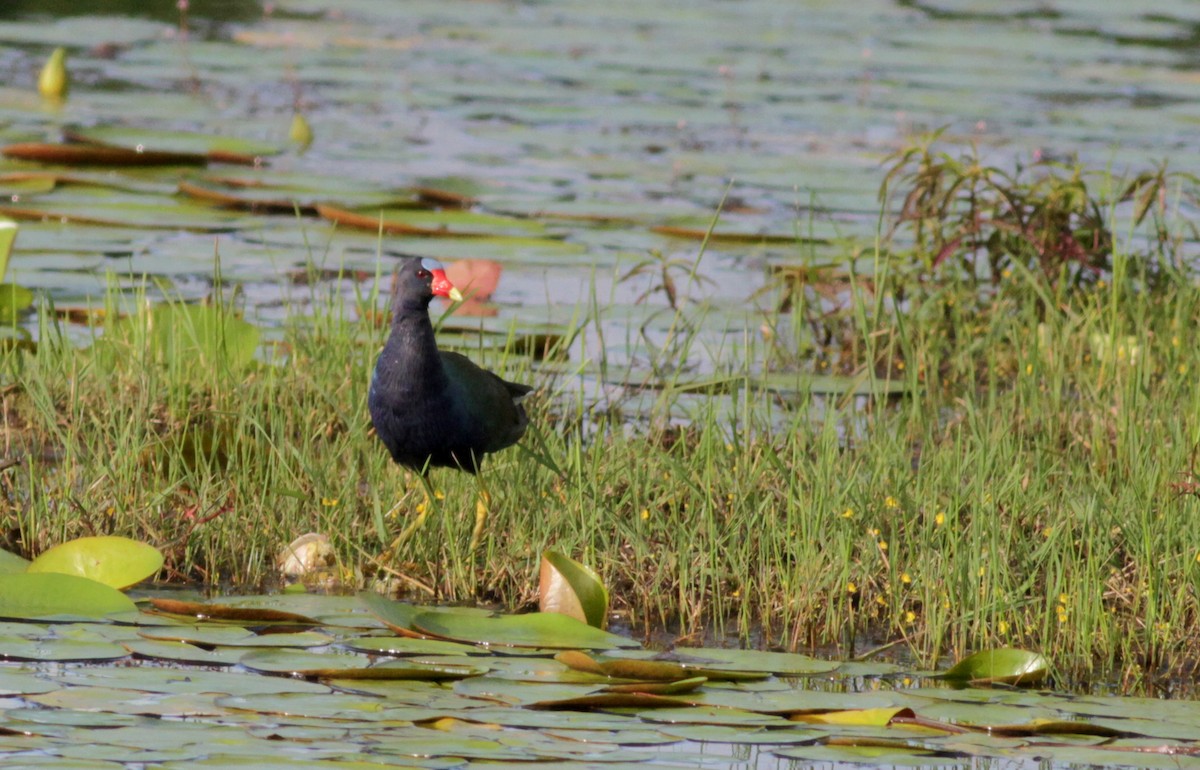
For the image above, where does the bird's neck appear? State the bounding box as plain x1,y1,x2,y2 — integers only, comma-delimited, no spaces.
376,307,448,391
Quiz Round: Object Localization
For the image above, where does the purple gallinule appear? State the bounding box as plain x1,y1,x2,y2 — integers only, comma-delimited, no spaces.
370,257,532,550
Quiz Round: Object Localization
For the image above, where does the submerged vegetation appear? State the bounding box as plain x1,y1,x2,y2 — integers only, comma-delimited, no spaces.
0,140,1198,695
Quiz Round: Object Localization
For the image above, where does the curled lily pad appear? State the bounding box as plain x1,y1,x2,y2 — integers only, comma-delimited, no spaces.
27,536,162,589
943,648,1050,686
539,550,608,629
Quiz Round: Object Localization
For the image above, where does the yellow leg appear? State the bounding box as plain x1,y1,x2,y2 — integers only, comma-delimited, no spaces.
387,474,437,551
468,478,492,552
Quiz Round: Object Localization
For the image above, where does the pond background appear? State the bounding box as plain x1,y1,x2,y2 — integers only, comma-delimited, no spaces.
2,0,1197,381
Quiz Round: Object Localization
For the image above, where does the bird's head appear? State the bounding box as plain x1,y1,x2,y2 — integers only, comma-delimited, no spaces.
394,257,464,309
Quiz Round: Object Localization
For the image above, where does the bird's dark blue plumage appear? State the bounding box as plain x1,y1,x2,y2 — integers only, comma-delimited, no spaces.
369,257,531,476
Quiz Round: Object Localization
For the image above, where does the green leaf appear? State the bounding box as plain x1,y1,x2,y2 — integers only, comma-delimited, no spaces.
0,573,137,618
0,217,16,281
0,546,30,575
27,535,163,589
102,303,261,375
413,610,640,649
943,647,1050,686
0,283,33,324
64,125,281,162
538,549,608,628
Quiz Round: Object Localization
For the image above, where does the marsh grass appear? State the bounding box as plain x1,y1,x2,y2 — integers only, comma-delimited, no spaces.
2,193,1200,694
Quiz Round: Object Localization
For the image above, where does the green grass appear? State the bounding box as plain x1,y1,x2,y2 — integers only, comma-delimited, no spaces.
2,236,1200,692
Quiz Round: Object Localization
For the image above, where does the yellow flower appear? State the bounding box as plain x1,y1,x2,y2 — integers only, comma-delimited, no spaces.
884,496,899,509
1025,363,1033,375
900,572,911,584
841,508,855,519
877,539,888,552
934,511,945,527
321,497,339,507
977,566,986,577
846,582,858,594
998,620,1009,634
1058,593,1069,605
867,527,880,537
640,509,650,520
905,611,916,623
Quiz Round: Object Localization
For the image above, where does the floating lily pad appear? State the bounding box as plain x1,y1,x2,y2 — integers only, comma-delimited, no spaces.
668,647,839,675
147,597,319,625
121,638,245,666
556,650,768,683
239,649,486,680
0,572,137,619
65,126,281,163
0,546,30,575
412,611,639,650
316,203,546,238
27,536,162,589
138,625,332,648
344,635,481,656
0,635,130,662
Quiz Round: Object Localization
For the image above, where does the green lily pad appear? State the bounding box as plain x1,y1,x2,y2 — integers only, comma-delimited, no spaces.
668,647,838,675
147,597,319,625
0,282,34,324
138,625,332,648
27,536,162,589
0,573,137,619
412,610,639,650
239,649,486,680
64,126,281,163
343,635,481,656
121,638,245,666
0,635,130,662
103,303,261,374
0,547,30,575
0,216,16,280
